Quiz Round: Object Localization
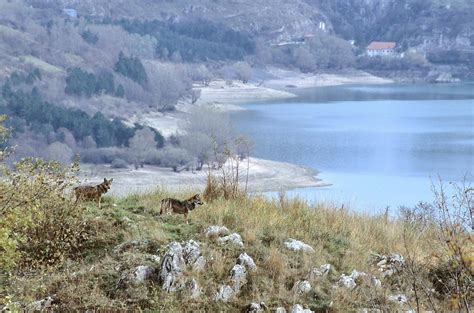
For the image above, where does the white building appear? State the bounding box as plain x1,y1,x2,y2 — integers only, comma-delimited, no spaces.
366,41,396,57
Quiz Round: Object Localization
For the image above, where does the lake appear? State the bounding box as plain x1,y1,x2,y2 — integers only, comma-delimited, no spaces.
232,83,474,213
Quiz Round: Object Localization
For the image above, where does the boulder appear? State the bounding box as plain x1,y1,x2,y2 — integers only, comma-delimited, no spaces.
218,233,244,247
370,253,405,278
309,264,331,279
237,252,257,271
117,265,156,289
337,270,367,290
275,307,287,313
214,284,235,302
293,280,312,294
159,240,206,292
205,225,230,237
159,242,186,292
291,304,314,313
230,264,247,291
284,239,314,253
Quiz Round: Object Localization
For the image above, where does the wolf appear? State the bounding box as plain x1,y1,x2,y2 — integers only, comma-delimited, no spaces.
160,194,204,224
74,178,113,208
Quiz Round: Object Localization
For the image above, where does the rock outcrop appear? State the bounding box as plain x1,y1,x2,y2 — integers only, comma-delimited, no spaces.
284,239,315,253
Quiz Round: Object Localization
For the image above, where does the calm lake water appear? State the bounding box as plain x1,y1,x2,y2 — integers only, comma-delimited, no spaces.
232,83,474,213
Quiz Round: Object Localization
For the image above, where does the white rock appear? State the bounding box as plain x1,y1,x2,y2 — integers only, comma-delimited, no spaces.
337,270,367,289
291,304,314,313
275,307,287,313
238,252,257,271
370,253,405,278
117,265,156,289
218,233,244,247
133,265,155,283
230,264,247,290
29,296,56,311
293,280,312,294
309,263,331,279
371,276,382,288
193,255,206,272
183,239,202,267
159,240,205,292
284,239,315,253
388,294,408,304
214,284,235,302
205,225,230,237
159,242,186,292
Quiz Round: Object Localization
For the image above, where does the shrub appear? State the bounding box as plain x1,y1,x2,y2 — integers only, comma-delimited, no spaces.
111,158,128,169
0,158,90,269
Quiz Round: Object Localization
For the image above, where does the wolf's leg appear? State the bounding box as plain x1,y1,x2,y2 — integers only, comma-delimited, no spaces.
98,196,101,209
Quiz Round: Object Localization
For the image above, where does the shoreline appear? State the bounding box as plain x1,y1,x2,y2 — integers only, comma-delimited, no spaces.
79,157,329,197
114,69,393,195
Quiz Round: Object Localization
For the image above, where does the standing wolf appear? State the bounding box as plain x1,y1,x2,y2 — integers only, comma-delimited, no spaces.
74,178,113,208
160,194,204,224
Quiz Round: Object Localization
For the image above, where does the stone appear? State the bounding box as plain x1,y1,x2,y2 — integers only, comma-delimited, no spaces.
214,284,235,302
370,253,405,278
230,264,247,290
275,307,287,313
337,270,367,289
159,240,205,292
28,296,56,311
205,225,230,237
183,240,201,264
117,265,156,289
237,252,257,271
291,304,314,313
284,239,315,253
159,242,186,292
293,280,312,294
218,233,244,247
309,263,331,279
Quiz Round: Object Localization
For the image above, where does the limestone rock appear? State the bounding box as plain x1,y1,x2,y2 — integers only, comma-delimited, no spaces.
275,307,287,313
237,252,257,271
309,263,331,279
230,264,247,291
28,295,56,311
205,225,230,237
159,242,186,292
291,304,314,313
370,253,405,278
117,265,156,289
214,284,235,302
284,239,314,253
293,280,312,294
218,233,244,247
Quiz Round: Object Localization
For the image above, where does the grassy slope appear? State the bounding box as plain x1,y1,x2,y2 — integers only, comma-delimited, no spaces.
6,188,440,312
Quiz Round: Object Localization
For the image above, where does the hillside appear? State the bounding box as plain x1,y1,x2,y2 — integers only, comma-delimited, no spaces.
1,157,472,311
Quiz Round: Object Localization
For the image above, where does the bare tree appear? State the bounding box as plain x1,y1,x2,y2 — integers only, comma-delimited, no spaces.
128,128,157,169
234,61,252,83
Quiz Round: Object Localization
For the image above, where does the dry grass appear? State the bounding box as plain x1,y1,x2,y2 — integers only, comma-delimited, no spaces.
2,188,461,312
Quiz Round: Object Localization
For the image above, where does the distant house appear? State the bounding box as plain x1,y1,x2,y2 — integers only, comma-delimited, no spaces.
366,41,396,57
62,8,78,18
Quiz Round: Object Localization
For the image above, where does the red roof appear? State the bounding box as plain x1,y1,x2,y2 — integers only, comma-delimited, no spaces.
367,41,396,50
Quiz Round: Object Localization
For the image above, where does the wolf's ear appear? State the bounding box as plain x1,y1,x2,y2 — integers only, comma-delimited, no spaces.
109,178,114,183
104,178,107,182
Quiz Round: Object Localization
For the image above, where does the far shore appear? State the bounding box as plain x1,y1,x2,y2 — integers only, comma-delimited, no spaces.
79,157,329,197
107,69,393,195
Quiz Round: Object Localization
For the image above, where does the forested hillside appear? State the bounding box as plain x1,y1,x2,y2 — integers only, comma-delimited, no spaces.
0,0,472,168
